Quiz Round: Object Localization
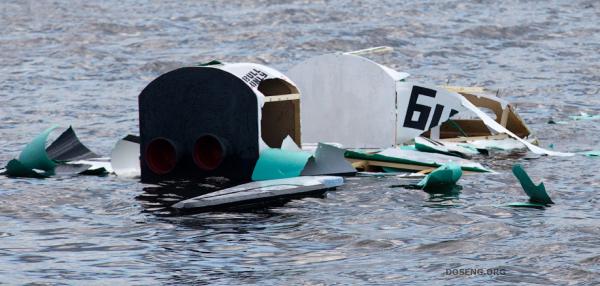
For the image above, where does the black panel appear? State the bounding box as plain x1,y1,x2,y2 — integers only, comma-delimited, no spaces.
139,67,259,184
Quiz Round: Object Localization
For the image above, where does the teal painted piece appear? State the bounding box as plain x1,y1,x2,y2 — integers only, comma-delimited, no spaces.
417,163,462,193
251,148,312,181
512,164,553,205
399,145,417,151
18,126,58,171
581,151,600,157
4,159,49,178
5,126,58,178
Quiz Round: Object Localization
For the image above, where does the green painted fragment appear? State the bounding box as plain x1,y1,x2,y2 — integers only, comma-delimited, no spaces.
18,126,58,171
251,148,312,181
581,151,600,157
5,159,49,178
417,163,463,193
399,145,417,151
512,164,553,205
415,141,453,156
5,126,58,178
506,202,547,209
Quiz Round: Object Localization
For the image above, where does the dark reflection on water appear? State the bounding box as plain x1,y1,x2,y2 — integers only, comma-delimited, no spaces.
137,178,234,216
137,177,329,216
1,0,600,284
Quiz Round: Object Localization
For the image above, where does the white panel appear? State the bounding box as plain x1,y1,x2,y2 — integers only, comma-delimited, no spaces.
288,54,397,149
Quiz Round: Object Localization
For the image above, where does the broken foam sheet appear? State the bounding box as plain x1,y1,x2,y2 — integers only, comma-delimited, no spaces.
251,148,312,181
110,135,141,177
416,163,463,193
394,83,572,156
15,126,59,172
252,138,357,181
466,138,527,151
507,164,554,209
45,126,99,162
280,135,302,152
301,143,357,176
172,176,344,213
4,126,105,178
414,136,479,157
388,163,462,193
345,148,491,173
455,91,573,156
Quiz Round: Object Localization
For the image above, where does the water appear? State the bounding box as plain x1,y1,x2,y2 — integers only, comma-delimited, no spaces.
1,0,599,284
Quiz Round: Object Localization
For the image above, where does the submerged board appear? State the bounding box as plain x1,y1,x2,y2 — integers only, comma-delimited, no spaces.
172,176,344,213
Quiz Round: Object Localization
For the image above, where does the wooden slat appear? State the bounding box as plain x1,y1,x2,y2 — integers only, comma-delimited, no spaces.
441,86,486,94
348,159,483,174
439,133,509,143
263,93,300,103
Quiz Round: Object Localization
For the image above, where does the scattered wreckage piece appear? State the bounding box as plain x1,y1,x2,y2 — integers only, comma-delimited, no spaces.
345,148,492,173
289,53,570,156
252,137,356,181
110,135,141,177
139,61,301,184
172,176,343,213
390,163,463,194
507,164,554,209
3,126,107,178
428,86,532,141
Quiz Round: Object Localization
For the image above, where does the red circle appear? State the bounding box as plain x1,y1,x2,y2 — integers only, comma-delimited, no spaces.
193,135,224,171
145,138,177,175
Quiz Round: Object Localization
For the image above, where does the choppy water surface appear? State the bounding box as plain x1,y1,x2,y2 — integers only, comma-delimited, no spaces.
1,0,599,284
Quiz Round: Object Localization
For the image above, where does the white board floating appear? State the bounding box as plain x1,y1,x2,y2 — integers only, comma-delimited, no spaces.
172,176,344,212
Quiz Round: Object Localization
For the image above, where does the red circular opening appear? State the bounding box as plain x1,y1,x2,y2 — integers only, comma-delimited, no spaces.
145,138,177,175
193,134,224,171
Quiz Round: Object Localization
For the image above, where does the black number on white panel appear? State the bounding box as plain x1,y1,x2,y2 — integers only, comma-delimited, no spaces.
403,86,458,131
403,86,436,130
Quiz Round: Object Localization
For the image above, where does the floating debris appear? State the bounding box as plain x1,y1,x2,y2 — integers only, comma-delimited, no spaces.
172,176,344,214
345,148,491,173
507,164,554,209
3,126,106,178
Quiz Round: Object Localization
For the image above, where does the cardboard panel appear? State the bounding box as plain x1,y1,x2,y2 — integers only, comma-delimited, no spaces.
288,53,397,149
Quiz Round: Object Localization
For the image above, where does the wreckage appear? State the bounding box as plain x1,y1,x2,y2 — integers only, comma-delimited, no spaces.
1,50,577,212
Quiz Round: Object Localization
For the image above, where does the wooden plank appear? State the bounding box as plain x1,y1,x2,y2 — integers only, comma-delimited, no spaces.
347,158,430,171
293,99,301,146
439,133,509,143
348,158,482,174
263,93,300,103
441,86,486,94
